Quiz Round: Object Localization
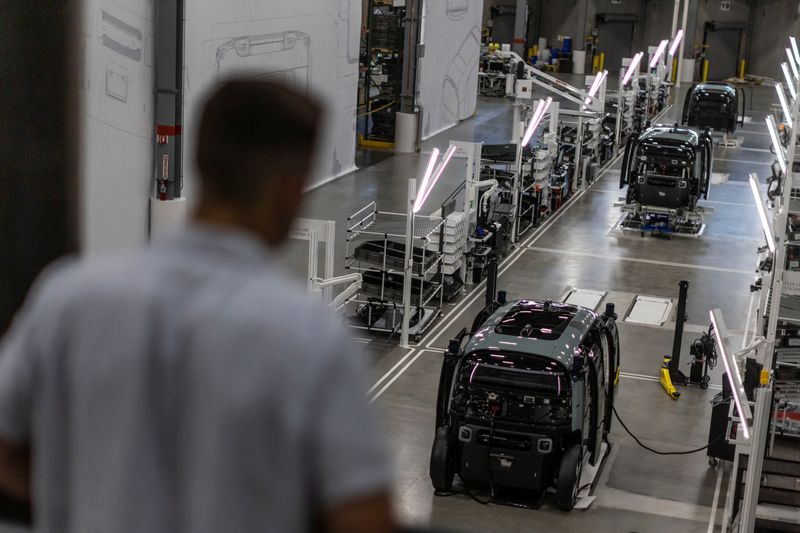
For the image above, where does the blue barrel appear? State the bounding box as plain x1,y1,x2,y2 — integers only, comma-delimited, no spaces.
563,37,572,54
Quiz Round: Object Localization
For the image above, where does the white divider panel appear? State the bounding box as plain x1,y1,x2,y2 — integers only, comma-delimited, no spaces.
564,288,607,311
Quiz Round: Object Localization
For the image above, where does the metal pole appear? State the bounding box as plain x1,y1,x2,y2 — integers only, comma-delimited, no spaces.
670,0,680,41
614,69,624,155
669,280,690,376
400,0,422,114
740,386,773,532
485,259,498,308
401,179,417,348
676,0,689,88
512,0,528,57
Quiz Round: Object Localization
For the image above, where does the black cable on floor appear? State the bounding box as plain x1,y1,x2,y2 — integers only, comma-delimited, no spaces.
612,404,725,455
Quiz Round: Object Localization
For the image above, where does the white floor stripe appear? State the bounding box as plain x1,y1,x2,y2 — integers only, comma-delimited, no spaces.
701,199,753,207
714,157,772,165
369,349,430,403
526,246,753,275
707,465,724,533
367,348,416,395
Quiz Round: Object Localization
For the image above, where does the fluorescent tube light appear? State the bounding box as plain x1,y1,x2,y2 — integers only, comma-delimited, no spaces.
649,39,669,69
413,148,439,214
792,37,800,67
749,173,775,254
521,97,553,146
709,309,752,440
776,83,793,129
413,145,456,213
782,63,797,99
766,115,787,175
622,52,643,86
668,29,683,57
583,70,608,106
787,48,800,80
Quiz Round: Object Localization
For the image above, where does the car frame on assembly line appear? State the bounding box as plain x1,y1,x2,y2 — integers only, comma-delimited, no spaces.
429,298,620,511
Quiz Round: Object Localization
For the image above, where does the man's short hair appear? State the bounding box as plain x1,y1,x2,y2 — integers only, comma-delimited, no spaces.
195,79,322,203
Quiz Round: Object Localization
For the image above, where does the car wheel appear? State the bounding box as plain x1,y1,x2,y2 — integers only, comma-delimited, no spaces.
430,426,455,492
556,444,583,511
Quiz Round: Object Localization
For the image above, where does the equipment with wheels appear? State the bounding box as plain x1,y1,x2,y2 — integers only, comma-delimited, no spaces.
617,125,714,237
430,280,620,510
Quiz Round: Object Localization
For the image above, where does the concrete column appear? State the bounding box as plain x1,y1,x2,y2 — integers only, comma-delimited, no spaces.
676,0,690,87
513,0,527,56
670,0,680,39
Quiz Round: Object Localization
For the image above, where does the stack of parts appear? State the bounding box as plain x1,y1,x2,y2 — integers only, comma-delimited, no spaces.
427,211,467,276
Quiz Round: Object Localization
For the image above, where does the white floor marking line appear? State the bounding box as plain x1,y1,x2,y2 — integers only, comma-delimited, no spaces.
707,465,724,533
701,199,753,207
714,157,772,165
526,246,753,275
367,150,627,399
369,349,431,403
716,146,771,153
367,348,417,395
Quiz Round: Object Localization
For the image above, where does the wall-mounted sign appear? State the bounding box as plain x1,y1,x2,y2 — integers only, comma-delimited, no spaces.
612,0,622,4
720,1,731,11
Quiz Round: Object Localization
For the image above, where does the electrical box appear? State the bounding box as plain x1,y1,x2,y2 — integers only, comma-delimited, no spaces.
515,79,533,99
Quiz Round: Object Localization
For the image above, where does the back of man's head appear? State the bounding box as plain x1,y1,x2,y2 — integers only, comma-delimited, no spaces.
196,79,322,207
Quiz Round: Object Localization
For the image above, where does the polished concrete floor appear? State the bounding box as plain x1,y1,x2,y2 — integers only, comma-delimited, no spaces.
0,88,779,532
285,87,778,532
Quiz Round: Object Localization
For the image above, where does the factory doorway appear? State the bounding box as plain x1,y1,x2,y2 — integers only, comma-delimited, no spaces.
595,13,637,73
702,21,746,81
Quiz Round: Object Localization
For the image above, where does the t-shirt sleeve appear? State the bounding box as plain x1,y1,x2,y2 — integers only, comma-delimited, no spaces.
305,327,393,507
0,281,46,444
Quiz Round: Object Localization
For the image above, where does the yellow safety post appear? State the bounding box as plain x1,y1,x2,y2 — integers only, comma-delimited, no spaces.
592,55,599,74
660,355,680,400
672,57,679,82
738,59,746,79
702,59,709,82
599,52,605,72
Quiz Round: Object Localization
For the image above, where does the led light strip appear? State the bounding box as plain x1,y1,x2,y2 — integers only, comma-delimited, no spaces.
748,173,775,254
668,29,683,57
782,63,797,99
649,39,669,69
709,309,752,440
775,83,793,129
622,52,643,86
787,48,800,80
766,114,787,175
583,70,608,107
413,145,456,213
521,97,553,146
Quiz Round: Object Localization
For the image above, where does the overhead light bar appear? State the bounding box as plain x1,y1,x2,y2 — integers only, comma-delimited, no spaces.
709,309,752,440
521,97,553,146
791,37,800,67
787,48,800,80
766,114,787,175
622,52,644,86
748,173,775,254
782,62,798,99
776,83,793,129
649,39,669,69
412,148,440,213
583,70,608,107
413,145,456,213
668,29,683,57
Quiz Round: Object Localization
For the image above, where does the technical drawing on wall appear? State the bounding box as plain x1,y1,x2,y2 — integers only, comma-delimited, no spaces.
446,0,469,21
337,0,359,64
442,25,480,124
213,31,311,91
89,4,153,137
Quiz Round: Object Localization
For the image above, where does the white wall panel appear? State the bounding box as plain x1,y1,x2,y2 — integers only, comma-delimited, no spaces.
80,0,155,252
183,0,361,194
419,0,483,140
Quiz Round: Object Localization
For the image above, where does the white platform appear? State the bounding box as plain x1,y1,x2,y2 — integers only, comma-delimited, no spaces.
624,295,673,326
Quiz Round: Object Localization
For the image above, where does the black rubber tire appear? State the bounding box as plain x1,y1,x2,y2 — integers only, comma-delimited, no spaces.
430,426,455,492
556,444,583,511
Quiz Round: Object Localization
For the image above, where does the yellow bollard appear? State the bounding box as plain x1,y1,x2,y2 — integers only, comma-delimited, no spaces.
702,59,709,82
738,59,746,79
672,57,679,82
599,52,605,72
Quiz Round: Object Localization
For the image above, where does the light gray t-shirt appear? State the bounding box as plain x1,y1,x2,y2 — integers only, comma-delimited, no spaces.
0,225,391,533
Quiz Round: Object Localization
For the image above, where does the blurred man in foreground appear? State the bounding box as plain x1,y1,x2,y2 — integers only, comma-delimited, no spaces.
0,80,394,533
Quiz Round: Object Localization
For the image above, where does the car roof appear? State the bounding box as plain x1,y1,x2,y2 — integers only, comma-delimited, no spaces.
464,300,598,369
639,125,700,145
